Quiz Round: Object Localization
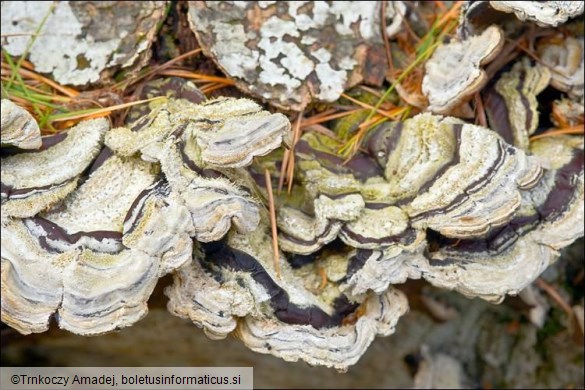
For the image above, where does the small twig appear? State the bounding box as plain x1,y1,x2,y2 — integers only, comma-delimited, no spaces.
156,69,235,84
277,148,290,194
264,169,281,279
301,109,360,127
486,36,524,79
357,85,385,98
302,124,341,140
118,48,203,89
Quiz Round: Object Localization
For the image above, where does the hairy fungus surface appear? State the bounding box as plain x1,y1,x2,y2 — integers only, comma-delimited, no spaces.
410,136,584,302
188,1,395,110
247,111,569,303
0,1,166,86
2,3,585,367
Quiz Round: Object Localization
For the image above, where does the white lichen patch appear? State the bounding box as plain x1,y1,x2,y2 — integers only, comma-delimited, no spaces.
1,1,166,86
188,1,395,110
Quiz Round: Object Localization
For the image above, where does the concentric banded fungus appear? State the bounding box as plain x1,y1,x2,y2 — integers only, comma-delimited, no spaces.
107,97,291,168
484,58,551,150
1,1,166,86
107,97,291,242
1,118,108,219
489,1,585,27
422,25,504,114
1,154,170,334
407,136,583,302
275,112,542,258
278,194,365,255
122,180,195,274
538,35,584,103
1,99,41,149
166,224,408,371
369,113,543,238
236,287,407,371
188,1,394,110
274,131,384,255
340,236,426,298
194,102,291,168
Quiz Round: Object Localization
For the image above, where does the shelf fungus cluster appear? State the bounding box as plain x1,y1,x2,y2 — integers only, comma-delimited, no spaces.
0,97,293,336
250,112,583,303
1,84,584,368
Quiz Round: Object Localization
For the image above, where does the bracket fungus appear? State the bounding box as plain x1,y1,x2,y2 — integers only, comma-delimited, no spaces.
188,1,398,110
0,1,166,86
484,58,551,150
166,223,409,371
409,136,584,302
1,154,165,335
1,99,41,149
1,96,293,336
106,97,290,242
278,114,542,246
246,108,567,306
1,12,584,368
1,118,108,219
489,1,585,27
422,25,504,114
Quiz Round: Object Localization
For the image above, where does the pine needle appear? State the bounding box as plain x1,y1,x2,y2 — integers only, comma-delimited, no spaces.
286,110,304,194
529,125,585,141
264,169,281,279
49,96,167,122
156,69,235,85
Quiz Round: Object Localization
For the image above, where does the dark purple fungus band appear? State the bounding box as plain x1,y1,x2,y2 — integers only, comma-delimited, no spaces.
0,118,108,218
